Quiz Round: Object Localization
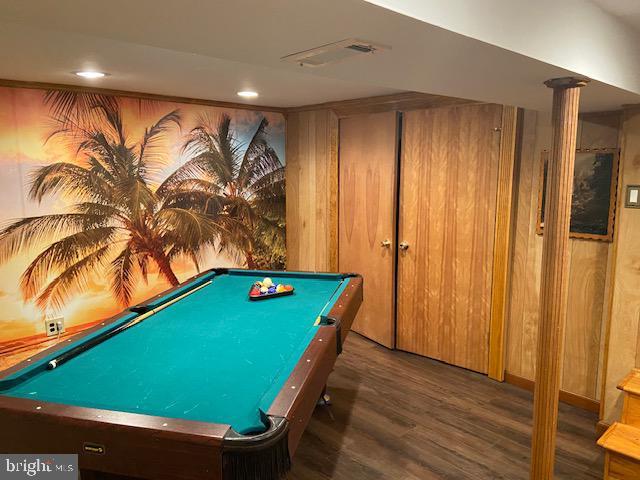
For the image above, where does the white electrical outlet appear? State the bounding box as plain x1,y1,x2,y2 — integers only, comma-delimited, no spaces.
44,315,64,337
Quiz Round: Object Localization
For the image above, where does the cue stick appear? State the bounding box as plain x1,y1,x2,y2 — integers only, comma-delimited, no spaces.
125,280,212,327
46,280,213,370
314,278,346,326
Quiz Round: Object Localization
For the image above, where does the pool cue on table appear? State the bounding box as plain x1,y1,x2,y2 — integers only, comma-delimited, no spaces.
127,280,212,327
314,278,346,326
46,280,213,370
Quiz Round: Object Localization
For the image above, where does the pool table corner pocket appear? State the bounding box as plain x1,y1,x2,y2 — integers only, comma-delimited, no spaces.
221,414,290,480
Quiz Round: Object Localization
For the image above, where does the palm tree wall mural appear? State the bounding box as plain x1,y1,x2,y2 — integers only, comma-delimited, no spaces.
159,113,285,270
0,86,285,342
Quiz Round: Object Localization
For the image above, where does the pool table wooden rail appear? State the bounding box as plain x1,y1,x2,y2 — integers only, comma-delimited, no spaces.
0,269,363,480
326,273,363,352
0,394,228,479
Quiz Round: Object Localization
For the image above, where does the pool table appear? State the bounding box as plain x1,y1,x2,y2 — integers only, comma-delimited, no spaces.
0,268,363,480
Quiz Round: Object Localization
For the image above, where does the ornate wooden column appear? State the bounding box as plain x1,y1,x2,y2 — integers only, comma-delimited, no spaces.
530,77,588,479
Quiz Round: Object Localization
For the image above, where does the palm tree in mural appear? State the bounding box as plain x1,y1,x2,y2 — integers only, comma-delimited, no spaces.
43,90,120,127
157,113,285,269
0,102,240,310
43,89,162,127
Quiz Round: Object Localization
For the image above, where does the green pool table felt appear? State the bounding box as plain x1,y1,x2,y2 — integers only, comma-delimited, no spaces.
0,270,350,434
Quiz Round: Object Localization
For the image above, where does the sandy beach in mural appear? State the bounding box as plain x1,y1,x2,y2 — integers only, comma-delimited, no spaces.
0,86,285,342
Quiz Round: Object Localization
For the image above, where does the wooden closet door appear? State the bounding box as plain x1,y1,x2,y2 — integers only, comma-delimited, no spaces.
339,111,399,348
397,104,503,373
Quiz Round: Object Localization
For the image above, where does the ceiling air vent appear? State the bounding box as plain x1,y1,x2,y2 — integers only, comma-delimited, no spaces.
281,39,389,67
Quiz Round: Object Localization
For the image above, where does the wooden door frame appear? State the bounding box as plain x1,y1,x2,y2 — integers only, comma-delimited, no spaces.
488,105,522,381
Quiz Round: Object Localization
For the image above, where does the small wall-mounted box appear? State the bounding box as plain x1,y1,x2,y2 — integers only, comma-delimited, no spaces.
625,185,640,209
44,315,65,337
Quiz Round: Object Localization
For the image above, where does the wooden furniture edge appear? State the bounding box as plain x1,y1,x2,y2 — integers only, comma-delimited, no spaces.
597,421,619,447
597,422,640,463
617,369,640,393
504,372,600,413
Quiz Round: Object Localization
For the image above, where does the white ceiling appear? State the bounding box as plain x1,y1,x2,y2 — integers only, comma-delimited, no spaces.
0,0,638,111
0,21,399,109
368,0,640,97
591,0,640,30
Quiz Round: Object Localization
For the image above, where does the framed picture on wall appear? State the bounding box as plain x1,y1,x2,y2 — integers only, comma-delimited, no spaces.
537,149,620,241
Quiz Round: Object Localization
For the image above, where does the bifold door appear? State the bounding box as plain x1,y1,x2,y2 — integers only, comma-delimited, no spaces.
338,111,399,348
396,104,503,373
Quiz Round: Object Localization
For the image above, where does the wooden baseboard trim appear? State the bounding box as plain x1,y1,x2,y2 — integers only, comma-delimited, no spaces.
504,372,600,413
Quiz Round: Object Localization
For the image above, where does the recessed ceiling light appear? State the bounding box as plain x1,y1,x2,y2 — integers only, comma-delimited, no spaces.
237,91,258,98
75,71,107,79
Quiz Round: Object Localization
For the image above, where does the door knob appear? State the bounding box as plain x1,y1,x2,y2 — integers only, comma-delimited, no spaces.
380,239,392,248
399,241,409,250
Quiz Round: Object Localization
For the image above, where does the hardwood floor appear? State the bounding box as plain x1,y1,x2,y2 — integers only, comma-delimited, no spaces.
289,334,604,480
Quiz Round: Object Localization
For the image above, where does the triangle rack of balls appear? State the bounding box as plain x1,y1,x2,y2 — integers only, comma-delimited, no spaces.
249,277,294,301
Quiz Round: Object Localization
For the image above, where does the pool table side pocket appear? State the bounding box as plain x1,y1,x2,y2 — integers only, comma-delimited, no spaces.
267,326,338,456
326,274,363,352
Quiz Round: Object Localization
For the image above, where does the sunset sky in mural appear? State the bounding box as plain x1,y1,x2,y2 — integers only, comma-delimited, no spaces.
0,86,285,341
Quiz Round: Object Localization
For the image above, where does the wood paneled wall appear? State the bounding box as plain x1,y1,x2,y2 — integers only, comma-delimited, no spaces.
600,106,640,425
506,110,620,401
286,109,339,271
284,97,625,408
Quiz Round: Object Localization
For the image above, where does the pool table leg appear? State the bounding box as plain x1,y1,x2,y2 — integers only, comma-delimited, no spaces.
317,385,332,406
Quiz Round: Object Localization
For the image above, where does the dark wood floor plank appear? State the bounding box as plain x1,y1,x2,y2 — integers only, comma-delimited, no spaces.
288,334,603,480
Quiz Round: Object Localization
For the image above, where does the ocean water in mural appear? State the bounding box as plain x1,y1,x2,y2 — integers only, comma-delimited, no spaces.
0,87,285,341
